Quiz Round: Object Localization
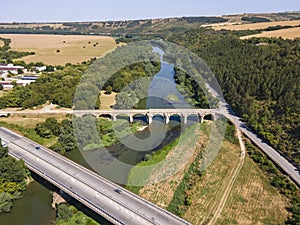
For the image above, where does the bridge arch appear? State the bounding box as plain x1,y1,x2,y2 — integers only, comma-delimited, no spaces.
132,113,148,123
187,113,200,123
82,113,98,118
115,113,133,123
203,113,215,121
152,113,165,123
98,114,114,121
168,113,182,124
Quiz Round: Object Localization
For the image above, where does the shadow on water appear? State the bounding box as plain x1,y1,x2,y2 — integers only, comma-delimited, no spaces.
0,172,55,225
35,172,112,225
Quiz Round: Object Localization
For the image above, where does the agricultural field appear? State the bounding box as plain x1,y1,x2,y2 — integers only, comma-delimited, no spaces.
0,34,118,65
240,27,300,40
210,20,300,31
183,141,288,225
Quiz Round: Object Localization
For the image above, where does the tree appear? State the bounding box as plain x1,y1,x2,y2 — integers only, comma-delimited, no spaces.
105,85,113,94
57,204,72,220
17,68,24,74
0,157,27,183
0,139,8,158
0,192,12,213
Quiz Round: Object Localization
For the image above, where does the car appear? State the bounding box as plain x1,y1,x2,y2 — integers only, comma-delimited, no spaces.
35,146,41,150
1,142,7,147
114,189,122,194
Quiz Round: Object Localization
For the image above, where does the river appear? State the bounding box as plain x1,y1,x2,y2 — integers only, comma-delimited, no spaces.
0,46,195,225
0,174,55,225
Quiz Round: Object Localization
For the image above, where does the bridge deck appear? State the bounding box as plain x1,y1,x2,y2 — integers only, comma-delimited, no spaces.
0,127,192,225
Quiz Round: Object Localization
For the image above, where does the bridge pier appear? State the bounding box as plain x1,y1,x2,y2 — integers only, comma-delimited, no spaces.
112,115,117,122
165,114,170,124
200,115,204,123
211,113,215,121
182,114,188,125
129,115,133,123
147,113,153,124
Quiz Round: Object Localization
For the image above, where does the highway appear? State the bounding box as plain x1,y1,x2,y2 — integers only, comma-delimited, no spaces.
0,127,192,225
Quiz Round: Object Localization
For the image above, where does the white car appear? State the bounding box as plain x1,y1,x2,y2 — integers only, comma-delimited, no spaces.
1,141,7,147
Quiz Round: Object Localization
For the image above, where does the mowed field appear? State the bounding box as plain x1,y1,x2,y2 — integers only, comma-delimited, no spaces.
209,20,300,40
217,152,289,225
240,27,300,40
211,20,300,31
183,140,288,225
0,34,118,65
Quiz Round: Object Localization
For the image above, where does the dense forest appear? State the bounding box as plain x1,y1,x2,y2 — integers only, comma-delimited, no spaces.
168,30,300,168
0,140,29,213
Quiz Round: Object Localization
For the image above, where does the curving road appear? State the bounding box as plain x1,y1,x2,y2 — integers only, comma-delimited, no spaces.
217,102,300,187
0,127,192,225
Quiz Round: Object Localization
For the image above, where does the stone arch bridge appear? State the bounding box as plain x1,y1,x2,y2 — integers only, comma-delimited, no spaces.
74,108,217,124
0,108,219,124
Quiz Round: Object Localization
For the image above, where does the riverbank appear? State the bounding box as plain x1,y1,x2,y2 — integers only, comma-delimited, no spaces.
126,123,200,194
51,192,66,209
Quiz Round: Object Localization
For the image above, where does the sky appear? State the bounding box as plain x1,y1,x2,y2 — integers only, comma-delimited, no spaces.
0,0,299,22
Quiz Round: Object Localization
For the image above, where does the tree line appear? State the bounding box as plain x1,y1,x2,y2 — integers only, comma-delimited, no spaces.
0,140,29,213
0,37,34,64
168,30,300,169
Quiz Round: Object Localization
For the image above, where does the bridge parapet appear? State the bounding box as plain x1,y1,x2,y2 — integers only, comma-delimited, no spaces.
0,109,217,124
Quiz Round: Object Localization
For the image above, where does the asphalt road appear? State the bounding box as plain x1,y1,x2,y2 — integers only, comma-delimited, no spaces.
0,127,192,225
218,103,300,187
205,83,300,187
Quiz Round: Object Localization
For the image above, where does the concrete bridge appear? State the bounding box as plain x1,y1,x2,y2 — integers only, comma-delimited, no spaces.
0,108,217,124
0,127,192,225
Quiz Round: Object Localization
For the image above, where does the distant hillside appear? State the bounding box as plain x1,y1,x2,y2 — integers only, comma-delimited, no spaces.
0,12,299,36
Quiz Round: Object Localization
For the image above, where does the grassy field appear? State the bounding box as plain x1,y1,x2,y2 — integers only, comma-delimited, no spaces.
0,34,118,65
0,114,67,128
136,122,289,224
216,152,289,225
99,91,116,109
211,20,300,31
183,140,241,224
138,123,205,208
241,27,300,40
182,139,288,225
